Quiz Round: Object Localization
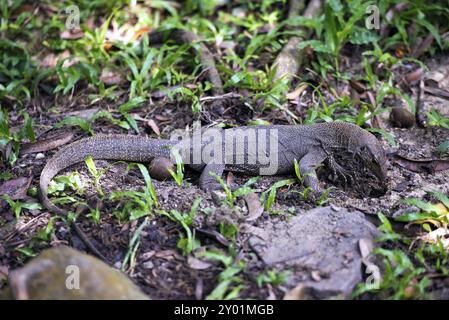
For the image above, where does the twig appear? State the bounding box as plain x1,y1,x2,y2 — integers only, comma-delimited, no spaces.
415,80,427,127
148,29,224,95
199,93,243,102
287,0,305,20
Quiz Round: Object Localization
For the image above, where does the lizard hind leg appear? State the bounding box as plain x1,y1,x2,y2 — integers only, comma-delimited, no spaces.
199,163,226,192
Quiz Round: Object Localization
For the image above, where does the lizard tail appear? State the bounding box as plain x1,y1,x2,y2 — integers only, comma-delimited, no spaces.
38,134,176,261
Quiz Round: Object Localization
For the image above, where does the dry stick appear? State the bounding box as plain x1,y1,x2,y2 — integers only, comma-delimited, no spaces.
199,92,243,102
412,32,434,59
148,29,224,95
415,80,427,128
272,0,322,82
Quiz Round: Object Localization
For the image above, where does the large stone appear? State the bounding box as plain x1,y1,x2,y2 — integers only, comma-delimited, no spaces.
249,206,379,298
7,246,149,300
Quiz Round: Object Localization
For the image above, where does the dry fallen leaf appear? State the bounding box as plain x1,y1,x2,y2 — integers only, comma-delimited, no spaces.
131,26,152,42
404,68,424,85
425,70,445,85
132,115,161,136
225,171,235,188
311,270,321,282
40,53,58,69
286,84,308,100
266,284,276,300
20,132,74,154
349,80,366,94
62,56,81,69
394,43,411,58
366,91,376,109
100,69,124,86
155,249,179,260
412,32,434,59
0,177,32,200
419,228,449,249
61,28,84,40
390,153,449,173
359,238,375,259
244,192,264,221
196,228,230,247
40,50,70,69
283,283,306,300
187,256,212,270
195,278,203,300
146,119,160,136
155,115,170,121
11,4,35,16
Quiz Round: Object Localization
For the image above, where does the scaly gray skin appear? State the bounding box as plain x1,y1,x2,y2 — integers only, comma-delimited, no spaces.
39,122,388,261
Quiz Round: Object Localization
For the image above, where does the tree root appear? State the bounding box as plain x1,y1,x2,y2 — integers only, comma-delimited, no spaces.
272,0,322,82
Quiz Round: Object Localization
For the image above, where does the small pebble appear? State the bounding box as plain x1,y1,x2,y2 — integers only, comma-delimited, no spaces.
142,261,154,269
148,157,174,181
389,107,415,128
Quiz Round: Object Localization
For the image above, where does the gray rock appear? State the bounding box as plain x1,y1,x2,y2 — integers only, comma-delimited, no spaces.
249,206,379,298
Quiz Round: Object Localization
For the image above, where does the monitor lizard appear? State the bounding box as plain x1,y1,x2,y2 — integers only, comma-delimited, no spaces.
38,122,388,261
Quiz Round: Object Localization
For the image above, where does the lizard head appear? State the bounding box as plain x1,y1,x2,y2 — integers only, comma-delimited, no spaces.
350,130,388,196
319,122,388,197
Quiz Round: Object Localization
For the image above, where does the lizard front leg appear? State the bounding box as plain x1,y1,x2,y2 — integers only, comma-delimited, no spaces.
298,150,327,193
199,163,226,191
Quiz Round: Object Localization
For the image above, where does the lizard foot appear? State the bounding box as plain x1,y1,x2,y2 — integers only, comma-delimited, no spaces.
199,180,223,192
308,188,323,203
328,157,356,189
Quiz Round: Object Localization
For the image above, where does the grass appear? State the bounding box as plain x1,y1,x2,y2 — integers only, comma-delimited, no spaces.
47,172,85,200
109,163,159,221
199,249,246,300
353,190,449,299
157,197,202,256
1,194,41,219
0,108,35,165
167,146,185,186
1,0,447,122
256,268,291,288
210,172,258,208
121,218,149,272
